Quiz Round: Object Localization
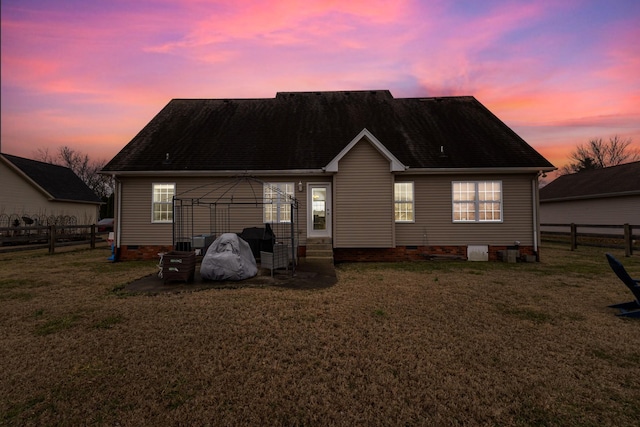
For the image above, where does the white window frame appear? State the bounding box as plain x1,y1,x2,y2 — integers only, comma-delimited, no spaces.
452,181,502,223
263,183,294,224
152,183,175,223
394,182,415,223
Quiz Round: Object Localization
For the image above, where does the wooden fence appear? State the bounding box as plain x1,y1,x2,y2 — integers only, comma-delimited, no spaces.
540,223,638,257
0,224,108,254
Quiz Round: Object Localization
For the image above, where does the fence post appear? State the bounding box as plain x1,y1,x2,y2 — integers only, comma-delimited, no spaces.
49,225,56,254
624,224,632,257
570,223,577,251
90,224,96,249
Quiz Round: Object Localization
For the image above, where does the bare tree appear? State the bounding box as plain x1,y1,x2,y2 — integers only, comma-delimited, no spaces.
560,136,639,174
34,146,113,200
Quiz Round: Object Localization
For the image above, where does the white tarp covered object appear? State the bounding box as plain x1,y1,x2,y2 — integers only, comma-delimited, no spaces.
200,233,258,281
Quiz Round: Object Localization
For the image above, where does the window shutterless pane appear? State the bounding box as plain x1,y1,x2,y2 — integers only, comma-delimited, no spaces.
152,183,175,222
263,183,294,223
394,182,414,222
479,202,501,221
153,184,174,202
280,204,291,222
453,202,476,221
395,182,413,201
452,182,476,201
452,181,501,223
395,202,413,221
478,182,501,201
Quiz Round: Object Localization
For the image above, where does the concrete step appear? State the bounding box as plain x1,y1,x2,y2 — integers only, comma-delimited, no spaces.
306,237,333,245
306,250,333,258
305,256,334,262
306,251,334,260
306,243,333,251
306,238,334,261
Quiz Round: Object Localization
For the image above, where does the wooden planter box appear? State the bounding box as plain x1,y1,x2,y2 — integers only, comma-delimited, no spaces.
162,251,196,283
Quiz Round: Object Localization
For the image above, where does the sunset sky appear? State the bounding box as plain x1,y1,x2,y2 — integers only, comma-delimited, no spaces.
2,0,639,176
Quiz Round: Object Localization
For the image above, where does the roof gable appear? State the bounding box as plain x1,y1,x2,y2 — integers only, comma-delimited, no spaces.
102,90,554,174
1,153,101,203
540,161,640,201
325,129,406,172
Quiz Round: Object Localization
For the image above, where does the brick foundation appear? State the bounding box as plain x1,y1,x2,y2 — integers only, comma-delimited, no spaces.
489,245,536,261
118,245,174,261
119,244,308,261
334,245,537,262
118,244,538,262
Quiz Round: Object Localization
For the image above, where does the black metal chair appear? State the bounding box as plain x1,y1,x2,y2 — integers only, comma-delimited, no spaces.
605,253,640,318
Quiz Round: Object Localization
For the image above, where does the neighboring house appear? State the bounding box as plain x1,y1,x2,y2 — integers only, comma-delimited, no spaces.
0,153,102,227
540,161,640,235
101,90,554,262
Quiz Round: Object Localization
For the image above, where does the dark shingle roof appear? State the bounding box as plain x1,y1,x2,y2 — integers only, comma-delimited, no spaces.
540,161,640,201
102,90,554,172
2,153,102,203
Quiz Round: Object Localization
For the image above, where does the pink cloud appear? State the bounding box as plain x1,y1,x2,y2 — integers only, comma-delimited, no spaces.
409,2,552,90
148,0,412,54
2,0,639,171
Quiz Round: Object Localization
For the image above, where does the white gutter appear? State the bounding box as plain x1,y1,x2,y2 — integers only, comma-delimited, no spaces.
401,166,556,175
102,166,558,177
99,169,327,177
115,177,122,251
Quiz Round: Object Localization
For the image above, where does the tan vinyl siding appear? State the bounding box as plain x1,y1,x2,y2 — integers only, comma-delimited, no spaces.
120,178,166,245
540,195,640,235
118,176,309,246
334,140,394,248
0,161,98,224
395,174,536,246
117,171,539,248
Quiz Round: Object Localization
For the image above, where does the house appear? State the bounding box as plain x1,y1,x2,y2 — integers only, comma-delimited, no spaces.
0,153,102,227
540,161,640,235
101,90,555,262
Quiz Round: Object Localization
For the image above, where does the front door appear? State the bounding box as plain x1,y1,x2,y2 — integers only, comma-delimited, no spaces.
307,183,332,238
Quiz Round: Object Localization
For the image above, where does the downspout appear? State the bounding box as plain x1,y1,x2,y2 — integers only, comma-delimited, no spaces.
532,175,539,261
115,176,122,259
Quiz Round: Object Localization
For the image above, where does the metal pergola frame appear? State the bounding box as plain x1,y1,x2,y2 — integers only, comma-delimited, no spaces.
172,176,299,274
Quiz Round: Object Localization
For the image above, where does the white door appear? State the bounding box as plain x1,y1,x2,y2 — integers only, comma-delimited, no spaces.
307,183,332,238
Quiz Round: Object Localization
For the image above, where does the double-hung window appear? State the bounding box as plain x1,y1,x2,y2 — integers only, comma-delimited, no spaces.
264,183,294,223
452,181,502,222
152,183,175,223
394,182,414,222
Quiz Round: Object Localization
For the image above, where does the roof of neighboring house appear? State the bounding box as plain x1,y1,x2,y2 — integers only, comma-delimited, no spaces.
102,90,554,173
540,161,640,202
1,153,102,203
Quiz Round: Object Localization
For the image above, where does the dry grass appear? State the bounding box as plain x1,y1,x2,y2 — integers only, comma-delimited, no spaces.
1,244,639,426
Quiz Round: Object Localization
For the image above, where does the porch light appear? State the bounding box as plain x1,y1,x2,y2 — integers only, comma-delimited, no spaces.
298,181,303,192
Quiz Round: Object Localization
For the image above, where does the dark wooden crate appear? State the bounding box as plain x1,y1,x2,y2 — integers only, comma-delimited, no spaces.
163,251,196,283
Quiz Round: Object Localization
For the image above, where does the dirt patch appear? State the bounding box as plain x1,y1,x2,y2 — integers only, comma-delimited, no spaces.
125,258,337,293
